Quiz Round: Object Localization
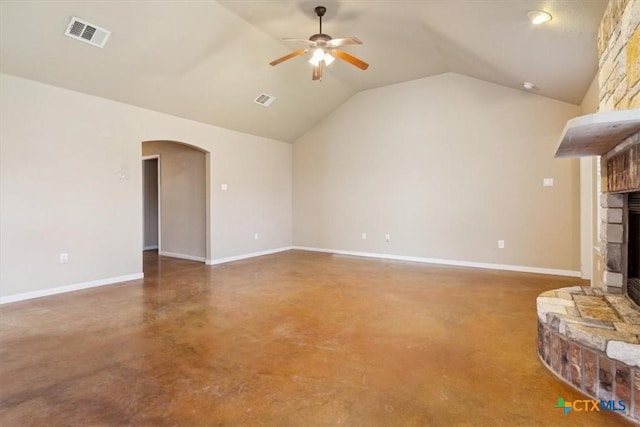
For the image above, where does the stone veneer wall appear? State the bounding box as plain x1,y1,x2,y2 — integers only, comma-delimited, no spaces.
598,0,639,112
597,0,640,291
600,191,630,290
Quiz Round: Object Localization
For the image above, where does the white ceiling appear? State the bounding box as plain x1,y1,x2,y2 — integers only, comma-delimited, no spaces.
0,0,607,142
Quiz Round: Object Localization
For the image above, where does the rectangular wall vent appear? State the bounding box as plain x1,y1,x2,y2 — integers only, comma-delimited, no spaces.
253,93,276,107
64,17,111,48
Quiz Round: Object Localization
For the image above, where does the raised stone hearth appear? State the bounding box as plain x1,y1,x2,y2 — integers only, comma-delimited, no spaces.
537,286,640,422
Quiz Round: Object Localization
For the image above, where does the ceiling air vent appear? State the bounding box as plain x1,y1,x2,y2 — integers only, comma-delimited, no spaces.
253,93,276,107
64,17,111,48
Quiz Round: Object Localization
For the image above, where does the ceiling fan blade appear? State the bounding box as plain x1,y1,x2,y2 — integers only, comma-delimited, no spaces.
328,37,362,48
269,49,307,66
312,62,324,81
282,38,317,47
331,49,369,70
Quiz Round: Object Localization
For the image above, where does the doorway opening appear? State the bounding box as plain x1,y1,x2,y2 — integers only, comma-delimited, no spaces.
142,155,160,253
141,140,210,265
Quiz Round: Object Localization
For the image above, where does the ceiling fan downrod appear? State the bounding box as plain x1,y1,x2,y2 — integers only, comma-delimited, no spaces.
315,6,326,34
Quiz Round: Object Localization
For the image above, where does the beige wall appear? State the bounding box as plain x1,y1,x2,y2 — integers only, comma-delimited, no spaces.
579,76,600,280
143,142,206,259
580,76,600,114
293,73,581,272
0,74,292,299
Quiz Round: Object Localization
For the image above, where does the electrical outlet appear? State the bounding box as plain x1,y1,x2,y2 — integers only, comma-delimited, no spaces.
221,183,228,191
254,233,259,240
543,178,554,187
498,240,505,249
361,232,367,240
385,234,391,243
59,253,69,264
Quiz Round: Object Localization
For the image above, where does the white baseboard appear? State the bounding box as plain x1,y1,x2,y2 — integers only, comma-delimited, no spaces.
291,246,581,277
206,246,293,266
1,247,577,304
143,245,158,250
159,251,205,263
0,273,144,305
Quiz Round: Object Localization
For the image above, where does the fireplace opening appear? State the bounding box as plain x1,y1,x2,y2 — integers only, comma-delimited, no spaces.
628,191,640,306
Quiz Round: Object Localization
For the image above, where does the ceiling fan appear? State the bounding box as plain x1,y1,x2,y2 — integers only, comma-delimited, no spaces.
269,5,369,81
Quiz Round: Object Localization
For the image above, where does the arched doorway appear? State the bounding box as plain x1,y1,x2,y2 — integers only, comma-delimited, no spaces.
142,140,210,264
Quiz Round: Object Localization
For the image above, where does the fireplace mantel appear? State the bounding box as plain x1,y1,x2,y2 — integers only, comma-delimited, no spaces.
555,109,640,158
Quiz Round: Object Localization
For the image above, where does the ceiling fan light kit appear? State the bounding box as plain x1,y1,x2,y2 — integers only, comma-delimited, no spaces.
309,48,334,66
269,5,369,81
527,10,552,25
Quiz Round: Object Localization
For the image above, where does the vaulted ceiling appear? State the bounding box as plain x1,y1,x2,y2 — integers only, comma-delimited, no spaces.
0,0,607,142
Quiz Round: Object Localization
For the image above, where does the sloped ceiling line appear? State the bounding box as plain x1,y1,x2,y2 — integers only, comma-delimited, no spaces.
0,0,607,142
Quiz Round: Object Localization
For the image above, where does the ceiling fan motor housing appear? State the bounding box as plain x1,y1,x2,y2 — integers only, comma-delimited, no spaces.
309,33,332,46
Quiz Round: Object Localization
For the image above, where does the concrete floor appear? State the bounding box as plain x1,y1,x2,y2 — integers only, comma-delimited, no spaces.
0,250,634,426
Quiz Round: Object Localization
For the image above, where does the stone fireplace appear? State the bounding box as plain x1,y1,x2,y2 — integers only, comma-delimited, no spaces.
537,119,639,422
536,0,640,423
629,191,640,304
600,138,640,304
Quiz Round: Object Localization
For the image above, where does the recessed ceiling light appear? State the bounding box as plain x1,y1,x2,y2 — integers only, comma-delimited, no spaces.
527,10,552,25
523,82,536,90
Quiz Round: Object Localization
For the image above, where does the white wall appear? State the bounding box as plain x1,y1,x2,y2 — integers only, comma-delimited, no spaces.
293,73,581,273
0,74,292,300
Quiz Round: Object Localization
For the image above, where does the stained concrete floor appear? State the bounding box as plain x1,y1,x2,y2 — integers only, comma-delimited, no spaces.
0,250,635,426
